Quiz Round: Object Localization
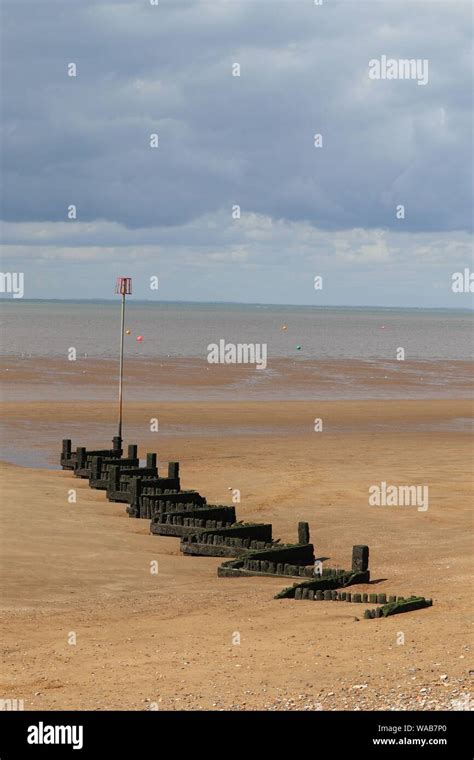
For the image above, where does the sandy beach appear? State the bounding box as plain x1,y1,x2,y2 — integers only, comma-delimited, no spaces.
1,396,472,710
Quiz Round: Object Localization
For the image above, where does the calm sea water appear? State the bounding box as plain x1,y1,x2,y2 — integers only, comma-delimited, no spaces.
0,301,473,360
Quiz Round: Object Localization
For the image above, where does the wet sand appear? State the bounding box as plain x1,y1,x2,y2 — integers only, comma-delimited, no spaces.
1,356,473,401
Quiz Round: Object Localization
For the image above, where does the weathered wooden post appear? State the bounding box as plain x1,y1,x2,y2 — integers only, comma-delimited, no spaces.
147,453,157,469
76,446,86,471
168,462,179,478
109,464,120,493
298,521,310,545
91,456,102,481
130,476,142,516
352,544,369,572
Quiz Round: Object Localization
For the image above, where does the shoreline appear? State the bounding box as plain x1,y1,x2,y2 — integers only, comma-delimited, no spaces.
1,398,472,469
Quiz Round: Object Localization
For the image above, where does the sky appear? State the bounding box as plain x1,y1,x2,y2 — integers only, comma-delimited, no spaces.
0,0,473,307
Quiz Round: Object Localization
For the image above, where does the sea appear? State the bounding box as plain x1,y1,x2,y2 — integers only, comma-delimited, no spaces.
1,300,473,361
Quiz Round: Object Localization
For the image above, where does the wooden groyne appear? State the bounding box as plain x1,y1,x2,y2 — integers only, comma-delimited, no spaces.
60,438,432,616
61,437,122,471
107,462,180,503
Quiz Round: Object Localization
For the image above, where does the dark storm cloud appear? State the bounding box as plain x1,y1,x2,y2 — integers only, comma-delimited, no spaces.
1,0,472,233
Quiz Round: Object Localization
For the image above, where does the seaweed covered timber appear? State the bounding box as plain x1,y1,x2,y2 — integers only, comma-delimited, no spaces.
61,438,433,618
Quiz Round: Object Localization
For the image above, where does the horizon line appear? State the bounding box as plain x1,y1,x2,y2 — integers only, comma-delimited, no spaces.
0,298,472,312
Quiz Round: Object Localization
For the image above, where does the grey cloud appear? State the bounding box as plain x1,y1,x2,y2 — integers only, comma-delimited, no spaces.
1,0,472,233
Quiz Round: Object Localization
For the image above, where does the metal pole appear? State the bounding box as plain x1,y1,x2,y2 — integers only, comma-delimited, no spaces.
118,291,125,443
